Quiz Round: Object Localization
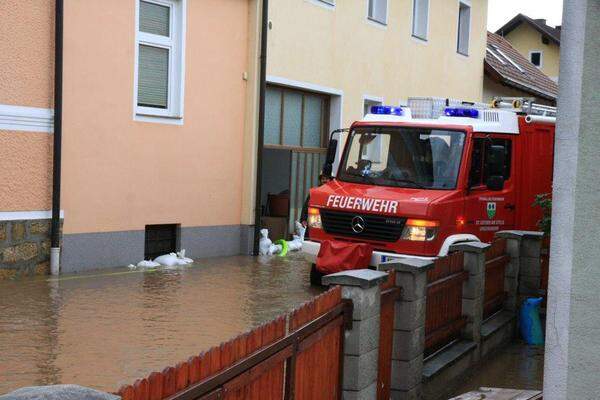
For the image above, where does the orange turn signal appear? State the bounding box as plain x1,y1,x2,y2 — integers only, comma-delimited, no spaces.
405,219,440,228
308,207,320,215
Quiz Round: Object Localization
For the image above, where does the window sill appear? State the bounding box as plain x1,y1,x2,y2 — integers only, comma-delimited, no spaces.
411,34,429,45
134,113,184,125
307,0,335,10
457,51,470,58
366,17,388,29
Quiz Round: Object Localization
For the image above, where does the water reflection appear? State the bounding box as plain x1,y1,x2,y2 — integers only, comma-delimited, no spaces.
452,342,544,395
0,254,320,394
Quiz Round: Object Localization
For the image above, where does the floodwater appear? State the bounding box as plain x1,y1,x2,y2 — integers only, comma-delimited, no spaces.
0,254,321,395
452,342,545,396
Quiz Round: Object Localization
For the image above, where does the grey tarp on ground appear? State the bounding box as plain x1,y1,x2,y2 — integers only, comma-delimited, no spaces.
0,385,120,400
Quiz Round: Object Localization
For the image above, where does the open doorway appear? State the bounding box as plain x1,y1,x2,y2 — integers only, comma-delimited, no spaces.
259,84,330,242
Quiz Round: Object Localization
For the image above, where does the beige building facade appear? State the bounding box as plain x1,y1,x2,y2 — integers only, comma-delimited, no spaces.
252,0,488,236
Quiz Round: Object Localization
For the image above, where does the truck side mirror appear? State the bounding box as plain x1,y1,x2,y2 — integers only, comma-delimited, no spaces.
322,138,338,177
486,144,505,191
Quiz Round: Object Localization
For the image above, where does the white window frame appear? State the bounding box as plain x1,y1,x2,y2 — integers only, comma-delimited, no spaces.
529,50,543,68
411,0,430,41
134,0,186,124
367,0,389,26
456,0,471,57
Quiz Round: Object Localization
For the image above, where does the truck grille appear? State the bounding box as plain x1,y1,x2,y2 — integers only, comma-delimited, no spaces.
320,210,406,243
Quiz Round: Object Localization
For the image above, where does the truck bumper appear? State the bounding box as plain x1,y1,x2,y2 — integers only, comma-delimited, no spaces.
301,239,436,269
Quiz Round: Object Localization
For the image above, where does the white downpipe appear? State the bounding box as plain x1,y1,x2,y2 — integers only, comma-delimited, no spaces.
525,115,556,124
50,247,60,275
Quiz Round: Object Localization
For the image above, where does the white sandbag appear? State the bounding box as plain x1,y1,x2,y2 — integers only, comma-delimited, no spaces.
268,243,282,255
174,258,190,266
287,235,302,251
295,221,306,241
259,229,272,255
137,260,161,268
176,249,193,264
153,253,179,267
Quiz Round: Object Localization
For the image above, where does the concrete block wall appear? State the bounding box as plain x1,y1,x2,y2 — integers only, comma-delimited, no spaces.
290,231,543,400
0,219,61,280
497,231,545,308
379,230,544,400
381,258,434,400
323,269,389,400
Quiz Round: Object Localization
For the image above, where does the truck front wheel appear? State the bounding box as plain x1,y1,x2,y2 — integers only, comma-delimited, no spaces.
310,263,325,286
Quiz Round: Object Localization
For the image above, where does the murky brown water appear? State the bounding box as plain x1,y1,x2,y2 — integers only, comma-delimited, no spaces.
452,342,544,396
0,254,321,395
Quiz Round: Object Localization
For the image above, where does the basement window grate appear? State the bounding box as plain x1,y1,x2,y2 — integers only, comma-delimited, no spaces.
144,224,179,260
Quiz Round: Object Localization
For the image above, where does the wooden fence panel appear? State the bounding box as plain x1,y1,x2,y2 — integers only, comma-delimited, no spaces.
378,271,399,400
425,252,468,356
289,286,343,400
484,238,509,319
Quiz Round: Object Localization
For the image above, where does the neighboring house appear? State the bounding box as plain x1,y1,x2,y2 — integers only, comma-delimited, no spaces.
258,0,488,232
1,0,262,274
496,13,561,82
0,0,55,278
484,32,558,106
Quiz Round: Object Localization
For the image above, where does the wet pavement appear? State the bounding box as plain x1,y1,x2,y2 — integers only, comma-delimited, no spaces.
451,342,544,395
0,253,321,394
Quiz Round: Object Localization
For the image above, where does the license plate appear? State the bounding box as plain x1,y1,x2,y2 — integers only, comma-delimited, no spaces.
380,255,399,263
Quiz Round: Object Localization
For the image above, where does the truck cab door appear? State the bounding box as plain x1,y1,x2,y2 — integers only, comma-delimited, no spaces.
464,136,515,242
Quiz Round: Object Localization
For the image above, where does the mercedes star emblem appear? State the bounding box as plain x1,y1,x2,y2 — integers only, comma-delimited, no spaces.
351,216,366,234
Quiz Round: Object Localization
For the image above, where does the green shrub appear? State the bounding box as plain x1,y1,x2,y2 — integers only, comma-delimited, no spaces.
533,193,552,235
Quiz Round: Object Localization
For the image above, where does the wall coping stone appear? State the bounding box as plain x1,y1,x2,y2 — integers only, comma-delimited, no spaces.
323,269,389,288
449,241,491,253
381,258,435,273
422,340,477,381
496,230,544,240
481,310,516,339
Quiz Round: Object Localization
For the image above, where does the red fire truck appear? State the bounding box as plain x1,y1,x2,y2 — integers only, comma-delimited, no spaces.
303,97,556,280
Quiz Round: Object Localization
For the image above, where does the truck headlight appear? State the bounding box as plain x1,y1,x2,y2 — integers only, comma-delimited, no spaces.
307,207,322,229
401,219,439,241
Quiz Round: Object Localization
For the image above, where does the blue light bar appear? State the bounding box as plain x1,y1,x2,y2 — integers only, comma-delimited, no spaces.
444,107,479,118
371,105,403,116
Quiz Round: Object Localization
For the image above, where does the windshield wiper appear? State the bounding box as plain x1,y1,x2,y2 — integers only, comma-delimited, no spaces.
346,172,377,184
389,178,426,189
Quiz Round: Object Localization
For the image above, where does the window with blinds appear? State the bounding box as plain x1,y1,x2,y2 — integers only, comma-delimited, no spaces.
135,0,185,121
368,0,388,25
412,0,429,40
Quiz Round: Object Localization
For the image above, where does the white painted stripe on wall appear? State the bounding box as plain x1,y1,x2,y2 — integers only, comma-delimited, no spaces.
0,104,54,133
0,210,64,221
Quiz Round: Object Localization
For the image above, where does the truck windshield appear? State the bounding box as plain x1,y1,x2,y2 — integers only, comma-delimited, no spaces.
338,127,466,190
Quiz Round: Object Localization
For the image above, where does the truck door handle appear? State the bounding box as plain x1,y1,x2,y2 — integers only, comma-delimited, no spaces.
504,204,516,211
